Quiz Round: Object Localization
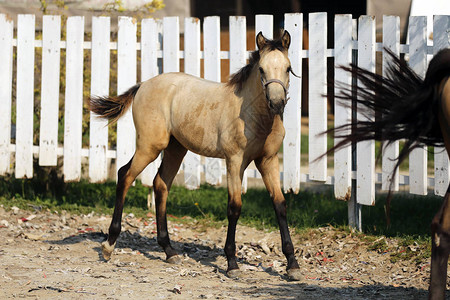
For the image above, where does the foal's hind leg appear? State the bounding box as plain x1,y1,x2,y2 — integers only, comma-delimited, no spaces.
255,155,301,281
153,137,187,264
429,185,450,300
102,149,160,260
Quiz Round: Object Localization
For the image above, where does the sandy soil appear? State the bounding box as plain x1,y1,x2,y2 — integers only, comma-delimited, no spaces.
0,205,448,299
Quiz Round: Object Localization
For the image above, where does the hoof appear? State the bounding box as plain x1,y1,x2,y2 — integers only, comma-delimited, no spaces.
287,268,302,281
101,241,116,261
167,255,182,265
226,269,242,279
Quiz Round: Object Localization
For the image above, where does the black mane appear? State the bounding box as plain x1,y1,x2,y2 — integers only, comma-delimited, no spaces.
227,38,286,92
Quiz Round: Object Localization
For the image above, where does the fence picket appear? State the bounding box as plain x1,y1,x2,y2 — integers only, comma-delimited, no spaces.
116,17,137,178
183,17,201,190
253,14,274,191
203,16,222,186
63,16,84,182
16,14,35,179
333,14,352,200
140,18,163,186
408,16,428,195
89,16,110,183
163,17,179,73
356,16,376,205
308,12,327,182
283,13,302,193
381,15,400,191
255,14,273,41
230,16,249,192
0,15,13,175
39,16,60,167
433,15,450,196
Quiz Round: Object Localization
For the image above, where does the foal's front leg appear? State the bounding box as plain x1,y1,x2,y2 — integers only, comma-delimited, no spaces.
255,155,301,280
429,185,450,300
224,160,244,278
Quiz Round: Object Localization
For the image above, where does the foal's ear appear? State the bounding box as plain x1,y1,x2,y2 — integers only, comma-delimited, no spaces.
281,30,291,50
256,31,267,50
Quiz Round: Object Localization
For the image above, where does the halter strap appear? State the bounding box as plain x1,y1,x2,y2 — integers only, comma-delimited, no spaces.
260,68,301,105
263,78,287,94
260,76,289,105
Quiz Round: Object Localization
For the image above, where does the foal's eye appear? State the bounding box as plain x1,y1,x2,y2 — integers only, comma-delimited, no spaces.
259,67,265,75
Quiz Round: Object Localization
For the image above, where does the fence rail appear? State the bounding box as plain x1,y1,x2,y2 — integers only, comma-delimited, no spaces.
0,13,449,227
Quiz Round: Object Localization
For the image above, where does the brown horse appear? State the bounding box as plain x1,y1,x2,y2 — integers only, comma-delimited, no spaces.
327,48,450,299
89,31,302,280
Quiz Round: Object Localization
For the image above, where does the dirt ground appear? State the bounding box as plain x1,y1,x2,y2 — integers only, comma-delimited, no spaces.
0,205,448,299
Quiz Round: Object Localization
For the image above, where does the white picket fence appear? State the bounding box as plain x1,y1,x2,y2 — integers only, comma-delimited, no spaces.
0,13,449,226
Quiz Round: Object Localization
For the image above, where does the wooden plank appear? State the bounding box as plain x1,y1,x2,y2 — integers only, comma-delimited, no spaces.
229,16,246,74
254,15,273,190
89,16,110,182
183,17,201,190
203,16,222,185
308,12,327,182
140,18,162,187
283,13,302,193
116,16,137,177
163,17,179,72
408,16,428,195
381,15,400,191
433,15,450,196
333,14,352,200
255,14,273,42
230,16,249,192
39,15,60,167
356,15,376,206
16,14,35,179
0,14,13,175
63,16,84,182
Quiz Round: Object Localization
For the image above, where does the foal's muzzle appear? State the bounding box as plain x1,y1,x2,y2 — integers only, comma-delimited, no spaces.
261,78,288,115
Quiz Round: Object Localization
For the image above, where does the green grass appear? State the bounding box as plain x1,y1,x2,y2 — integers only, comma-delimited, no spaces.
0,175,443,241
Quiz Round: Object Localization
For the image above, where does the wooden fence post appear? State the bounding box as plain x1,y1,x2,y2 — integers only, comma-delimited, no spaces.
16,14,35,179
116,16,137,180
89,16,110,183
63,16,84,182
0,14,13,175
203,16,222,186
283,13,302,194
308,12,328,182
230,15,248,192
381,15,400,192
183,17,201,190
356,15,376,206
39,15,61,167
408,16,428,195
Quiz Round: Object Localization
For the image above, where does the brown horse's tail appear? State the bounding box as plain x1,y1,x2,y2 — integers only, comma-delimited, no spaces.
327,48,450,166
325,48,450,226
88,83,141,124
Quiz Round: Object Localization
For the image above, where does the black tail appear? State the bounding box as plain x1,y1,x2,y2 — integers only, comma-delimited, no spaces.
328,48,450,172
327,48,450,227
88,83,141,124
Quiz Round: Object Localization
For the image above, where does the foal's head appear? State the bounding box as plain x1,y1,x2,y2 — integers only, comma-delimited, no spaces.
228,31,292,115
256,31,291,115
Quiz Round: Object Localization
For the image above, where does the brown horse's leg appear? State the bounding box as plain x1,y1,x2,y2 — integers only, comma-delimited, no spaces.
102,149,159,260
255,156,301,280
224,158,244,278
153,137,187,263
429,185,450,300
